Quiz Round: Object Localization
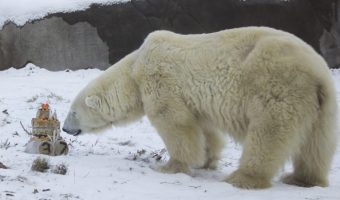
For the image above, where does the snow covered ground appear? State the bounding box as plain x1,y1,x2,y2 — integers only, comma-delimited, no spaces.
0,64,339,200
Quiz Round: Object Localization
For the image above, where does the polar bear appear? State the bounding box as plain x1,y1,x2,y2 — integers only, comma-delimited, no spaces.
63,27,338,189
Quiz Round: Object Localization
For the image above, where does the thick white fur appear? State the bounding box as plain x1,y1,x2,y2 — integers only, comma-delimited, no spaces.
63,27,338,189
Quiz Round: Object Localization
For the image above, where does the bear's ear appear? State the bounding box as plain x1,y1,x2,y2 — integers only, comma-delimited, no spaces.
85,95,101,110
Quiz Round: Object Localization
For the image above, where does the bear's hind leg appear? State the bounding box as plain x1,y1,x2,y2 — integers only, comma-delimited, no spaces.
282,122,337,187
225,113,301,189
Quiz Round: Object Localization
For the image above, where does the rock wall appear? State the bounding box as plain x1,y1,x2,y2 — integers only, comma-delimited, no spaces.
0,17,109,70
0,0,338,70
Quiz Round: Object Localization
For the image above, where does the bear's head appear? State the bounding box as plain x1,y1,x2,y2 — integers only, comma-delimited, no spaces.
62,72,143,136
62,92,113,136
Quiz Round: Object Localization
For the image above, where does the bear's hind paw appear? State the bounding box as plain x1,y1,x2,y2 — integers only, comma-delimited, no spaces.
281,173,328,187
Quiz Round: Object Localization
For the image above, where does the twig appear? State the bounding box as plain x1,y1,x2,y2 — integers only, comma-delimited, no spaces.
188,185,201,189
83,171,90,178
0,161,8,169
160,181,181,185
0,139,11,150
20,121,32,135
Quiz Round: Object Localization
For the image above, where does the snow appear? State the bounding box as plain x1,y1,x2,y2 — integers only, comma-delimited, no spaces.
0,0,130,28
0,64,340,200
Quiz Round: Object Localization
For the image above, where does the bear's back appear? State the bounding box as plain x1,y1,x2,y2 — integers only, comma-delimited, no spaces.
134,27,332,138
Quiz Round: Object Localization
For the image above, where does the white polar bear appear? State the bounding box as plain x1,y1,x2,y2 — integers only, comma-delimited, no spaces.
63,27,338,189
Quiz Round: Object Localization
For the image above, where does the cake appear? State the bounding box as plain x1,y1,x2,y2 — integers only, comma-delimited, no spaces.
25,103,68,156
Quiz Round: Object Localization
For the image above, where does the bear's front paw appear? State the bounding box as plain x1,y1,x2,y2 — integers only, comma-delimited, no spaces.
153,159,191,175
281,173,328,187
224,170,271,189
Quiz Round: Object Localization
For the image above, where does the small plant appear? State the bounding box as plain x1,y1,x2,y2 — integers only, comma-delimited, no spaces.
126,148,167,163
31,157,50,172
52,163,68,175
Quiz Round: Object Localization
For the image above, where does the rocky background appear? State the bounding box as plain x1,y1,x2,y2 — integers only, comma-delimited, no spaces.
0,0,339,71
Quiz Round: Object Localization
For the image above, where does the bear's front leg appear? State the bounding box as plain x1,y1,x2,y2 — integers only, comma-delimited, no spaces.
146,99,207,175
151,121,207,175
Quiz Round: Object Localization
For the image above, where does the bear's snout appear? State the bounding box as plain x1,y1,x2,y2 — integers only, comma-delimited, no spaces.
62,127,82,136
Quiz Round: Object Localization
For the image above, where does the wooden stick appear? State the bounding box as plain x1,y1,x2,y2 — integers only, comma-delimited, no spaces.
20,121,32,135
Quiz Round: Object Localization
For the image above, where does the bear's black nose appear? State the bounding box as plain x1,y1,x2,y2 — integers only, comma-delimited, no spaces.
62,128,82,136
